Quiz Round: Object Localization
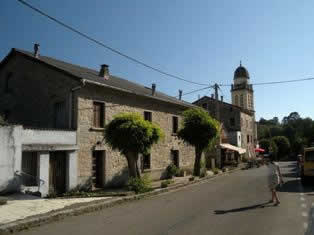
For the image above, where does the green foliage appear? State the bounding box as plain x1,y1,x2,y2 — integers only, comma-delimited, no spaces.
258,112,314,156
176,168,185,177
272,136,290,160
259,139,270,152
128,174,152,194
161,179,174,188
104,113,164,156
166,164,179,179
178,108,220,150
270,140,278,159
212,168,219,175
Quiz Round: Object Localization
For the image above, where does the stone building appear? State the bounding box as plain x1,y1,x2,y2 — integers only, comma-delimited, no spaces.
193,63,257,160
0,46,195,195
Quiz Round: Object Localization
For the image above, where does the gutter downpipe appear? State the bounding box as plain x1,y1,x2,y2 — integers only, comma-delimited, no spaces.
69,79,86,130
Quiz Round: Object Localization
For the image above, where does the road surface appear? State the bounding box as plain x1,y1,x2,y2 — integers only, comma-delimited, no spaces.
17,162,314,235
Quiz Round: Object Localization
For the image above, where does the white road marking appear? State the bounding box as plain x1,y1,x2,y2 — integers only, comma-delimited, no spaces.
300,193,305,196
300,197,305,201
301,203,307,208
302,212,308,217
304,222,308,229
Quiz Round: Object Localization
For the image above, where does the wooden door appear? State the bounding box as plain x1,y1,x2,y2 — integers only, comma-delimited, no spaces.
92,151,104,188
49,152,66,194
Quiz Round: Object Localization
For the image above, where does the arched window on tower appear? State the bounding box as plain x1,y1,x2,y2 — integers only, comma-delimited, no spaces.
235,95,239,106
240,94,244,107
248,94,251,109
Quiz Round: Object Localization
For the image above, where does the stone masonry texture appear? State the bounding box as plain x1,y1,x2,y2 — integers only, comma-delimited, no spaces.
0,54,195,188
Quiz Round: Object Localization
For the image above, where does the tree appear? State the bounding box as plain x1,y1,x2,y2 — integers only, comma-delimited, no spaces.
271,136,290,160
270,141,278,160
178,108,219,176
104,113,164,178
259,139,270,152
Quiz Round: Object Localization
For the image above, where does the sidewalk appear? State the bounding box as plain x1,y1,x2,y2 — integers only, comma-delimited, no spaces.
0,165,243,234
0,194,111,225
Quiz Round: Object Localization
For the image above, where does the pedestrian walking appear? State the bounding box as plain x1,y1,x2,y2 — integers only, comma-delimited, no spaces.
266,154,284,206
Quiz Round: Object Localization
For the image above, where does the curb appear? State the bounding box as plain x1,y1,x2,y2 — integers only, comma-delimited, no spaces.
0,166,242,235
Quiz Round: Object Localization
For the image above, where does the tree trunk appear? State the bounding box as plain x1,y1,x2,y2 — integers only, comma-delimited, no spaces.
193,147,203,176
126,152,138,178
135,155,141,178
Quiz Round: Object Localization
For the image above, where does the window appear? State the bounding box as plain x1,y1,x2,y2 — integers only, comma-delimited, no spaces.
142,154,151,170
247,135,250,143
93,102,105,128
235,95,239,106
144,111,152,122
171,150,179,167
92,151,105,188
21,152,38,186
240,94,244,107
4,72,12,93
202,103,208,109
172,116,178,134
230,118,235,126
54,101,66,128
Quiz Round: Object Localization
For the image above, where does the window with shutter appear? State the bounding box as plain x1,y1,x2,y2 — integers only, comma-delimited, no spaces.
93,102,104,128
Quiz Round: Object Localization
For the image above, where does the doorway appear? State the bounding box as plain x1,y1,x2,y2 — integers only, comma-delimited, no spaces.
49,151,66,194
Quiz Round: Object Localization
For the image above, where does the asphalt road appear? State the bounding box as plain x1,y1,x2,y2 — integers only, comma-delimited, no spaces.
17,162,314,235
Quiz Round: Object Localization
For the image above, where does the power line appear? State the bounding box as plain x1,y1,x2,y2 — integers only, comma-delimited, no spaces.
218,77,314,87
176,86,212,98
16,0,209,86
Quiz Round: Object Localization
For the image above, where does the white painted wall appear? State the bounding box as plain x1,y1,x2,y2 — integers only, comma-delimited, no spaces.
0,126,77,196
0,126,23,194
22,129,76,145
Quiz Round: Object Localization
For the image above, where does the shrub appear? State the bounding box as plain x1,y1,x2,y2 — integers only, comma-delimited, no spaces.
213,168,219,175
189,176,195,181
160,179,174,188
200,170,207,178
128,174,152,194
176,168,185,177
166,164,179,179
161,181,169,188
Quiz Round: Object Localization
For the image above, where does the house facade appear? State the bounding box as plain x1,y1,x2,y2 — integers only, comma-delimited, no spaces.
193,64,257,160
0,46,195,195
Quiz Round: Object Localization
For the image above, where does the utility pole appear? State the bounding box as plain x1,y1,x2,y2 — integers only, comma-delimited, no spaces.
214,83,219,100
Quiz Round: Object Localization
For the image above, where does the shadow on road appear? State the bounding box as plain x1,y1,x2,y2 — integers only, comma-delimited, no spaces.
214,202,272,215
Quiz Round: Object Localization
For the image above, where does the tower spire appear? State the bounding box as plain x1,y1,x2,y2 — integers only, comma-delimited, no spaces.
240,60,242,66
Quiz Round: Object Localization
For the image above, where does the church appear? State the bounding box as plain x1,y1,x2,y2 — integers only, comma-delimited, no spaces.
193,63,257,162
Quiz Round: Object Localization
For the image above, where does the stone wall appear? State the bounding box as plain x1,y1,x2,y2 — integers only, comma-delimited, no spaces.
76,84,195,186
240,112,256,158
0,55,80,128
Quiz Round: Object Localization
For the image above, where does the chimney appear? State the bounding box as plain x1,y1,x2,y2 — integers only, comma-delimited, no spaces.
221,96,224,102
152,83,156,96
211,94,214,99
178,90,183,100
99,64,109,80
34,43,40,58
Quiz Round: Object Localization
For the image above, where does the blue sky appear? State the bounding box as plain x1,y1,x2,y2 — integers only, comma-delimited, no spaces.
1,0,314,121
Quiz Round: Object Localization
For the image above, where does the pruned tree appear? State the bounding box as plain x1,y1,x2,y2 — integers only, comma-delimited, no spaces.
104,113,164,178
178,108,219,176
